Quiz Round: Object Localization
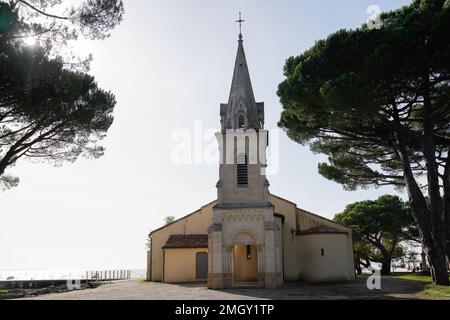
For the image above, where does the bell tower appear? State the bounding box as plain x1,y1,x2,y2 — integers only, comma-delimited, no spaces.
207,14,283,290
216,14,270,207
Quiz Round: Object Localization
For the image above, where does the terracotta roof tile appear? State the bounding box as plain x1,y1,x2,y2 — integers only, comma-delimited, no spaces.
162,234,208,249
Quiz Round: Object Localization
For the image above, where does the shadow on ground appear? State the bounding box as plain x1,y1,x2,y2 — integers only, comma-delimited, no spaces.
211,276,430,300
20,276,446,300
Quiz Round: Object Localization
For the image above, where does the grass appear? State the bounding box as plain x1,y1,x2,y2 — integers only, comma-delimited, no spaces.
395,273,436,282
0,289,9,295
422,284,450,298
393,272,450,298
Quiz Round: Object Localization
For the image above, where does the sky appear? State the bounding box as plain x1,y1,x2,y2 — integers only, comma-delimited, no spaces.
0,0,412,272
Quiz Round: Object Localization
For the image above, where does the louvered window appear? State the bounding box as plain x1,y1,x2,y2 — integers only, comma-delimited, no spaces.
238,115,246,129
237,154,248,186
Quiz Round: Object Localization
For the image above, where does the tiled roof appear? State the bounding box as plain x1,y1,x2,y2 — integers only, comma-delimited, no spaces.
162,234,208,249
297,225,347,235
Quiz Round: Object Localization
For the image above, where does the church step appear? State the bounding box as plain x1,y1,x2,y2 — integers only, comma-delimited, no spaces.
231,282,260,289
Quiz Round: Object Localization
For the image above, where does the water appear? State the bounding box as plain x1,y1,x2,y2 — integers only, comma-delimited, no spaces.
0,269,146,281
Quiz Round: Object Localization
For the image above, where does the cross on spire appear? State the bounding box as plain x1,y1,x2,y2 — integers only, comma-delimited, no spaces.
236,11,245,40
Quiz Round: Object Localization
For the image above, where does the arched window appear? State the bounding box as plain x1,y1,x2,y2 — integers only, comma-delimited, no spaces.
238,115,246,129
237,154,248,186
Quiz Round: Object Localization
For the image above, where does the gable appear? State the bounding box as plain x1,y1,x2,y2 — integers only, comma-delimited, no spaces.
150,200,216,236
150,194,350,238
268,193,351,235
296,208,350,234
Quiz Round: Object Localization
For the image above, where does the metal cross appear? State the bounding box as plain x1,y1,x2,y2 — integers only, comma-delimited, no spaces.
236,12,245,36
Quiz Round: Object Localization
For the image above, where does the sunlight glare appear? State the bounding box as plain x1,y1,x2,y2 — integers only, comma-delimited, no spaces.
24,36,37,46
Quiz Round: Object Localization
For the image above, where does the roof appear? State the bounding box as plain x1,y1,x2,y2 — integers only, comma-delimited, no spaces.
228,36,256,107
162,234,208,249
296,225,348,236
296,207,351,233
149,194,351,237
269,193,351,232
222,35,263,130
149,200,217,236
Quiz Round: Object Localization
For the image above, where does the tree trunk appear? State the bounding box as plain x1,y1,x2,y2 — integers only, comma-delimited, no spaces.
375,241,392,276
396,143,449,285
381,259,392,275
427,246,449,284
355,264,362,275
410,193,449,285
443,158,450,264
420,75,449,285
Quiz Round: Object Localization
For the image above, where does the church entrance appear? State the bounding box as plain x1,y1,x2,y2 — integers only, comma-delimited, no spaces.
232,245,258,283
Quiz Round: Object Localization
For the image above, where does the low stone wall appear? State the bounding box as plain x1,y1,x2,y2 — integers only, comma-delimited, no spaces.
0,280,89,290
0,281,101,300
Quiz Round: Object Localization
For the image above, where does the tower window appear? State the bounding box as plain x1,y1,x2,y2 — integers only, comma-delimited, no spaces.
238,115,246,129
237,154,248,186
321,249,325,257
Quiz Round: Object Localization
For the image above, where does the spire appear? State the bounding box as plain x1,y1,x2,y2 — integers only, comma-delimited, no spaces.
228,30,256,110
220,13,264,130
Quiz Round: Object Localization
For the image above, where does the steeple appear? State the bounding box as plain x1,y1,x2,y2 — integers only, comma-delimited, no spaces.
220,13,264,131
215,13,269,206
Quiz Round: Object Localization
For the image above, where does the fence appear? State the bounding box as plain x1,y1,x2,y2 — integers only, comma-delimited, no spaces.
86,270,132,282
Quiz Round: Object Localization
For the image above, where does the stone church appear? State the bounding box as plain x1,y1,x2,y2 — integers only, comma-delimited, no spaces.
146,28,355,289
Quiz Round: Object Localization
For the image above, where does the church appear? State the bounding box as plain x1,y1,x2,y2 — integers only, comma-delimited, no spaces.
146,23,355,289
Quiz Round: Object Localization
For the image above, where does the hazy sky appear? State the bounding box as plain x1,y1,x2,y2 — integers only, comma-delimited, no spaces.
1,0,412,272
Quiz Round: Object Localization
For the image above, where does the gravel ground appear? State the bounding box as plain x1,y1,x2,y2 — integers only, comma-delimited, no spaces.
19,277,449,300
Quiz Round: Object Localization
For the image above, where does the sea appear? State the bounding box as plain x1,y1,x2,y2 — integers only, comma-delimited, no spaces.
0,269,146,281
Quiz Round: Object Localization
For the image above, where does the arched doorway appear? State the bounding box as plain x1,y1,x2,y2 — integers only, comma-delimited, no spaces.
233,244,258,283
230,230,259,284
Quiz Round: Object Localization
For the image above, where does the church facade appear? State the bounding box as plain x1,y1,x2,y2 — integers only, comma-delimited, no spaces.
147,31,355,289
